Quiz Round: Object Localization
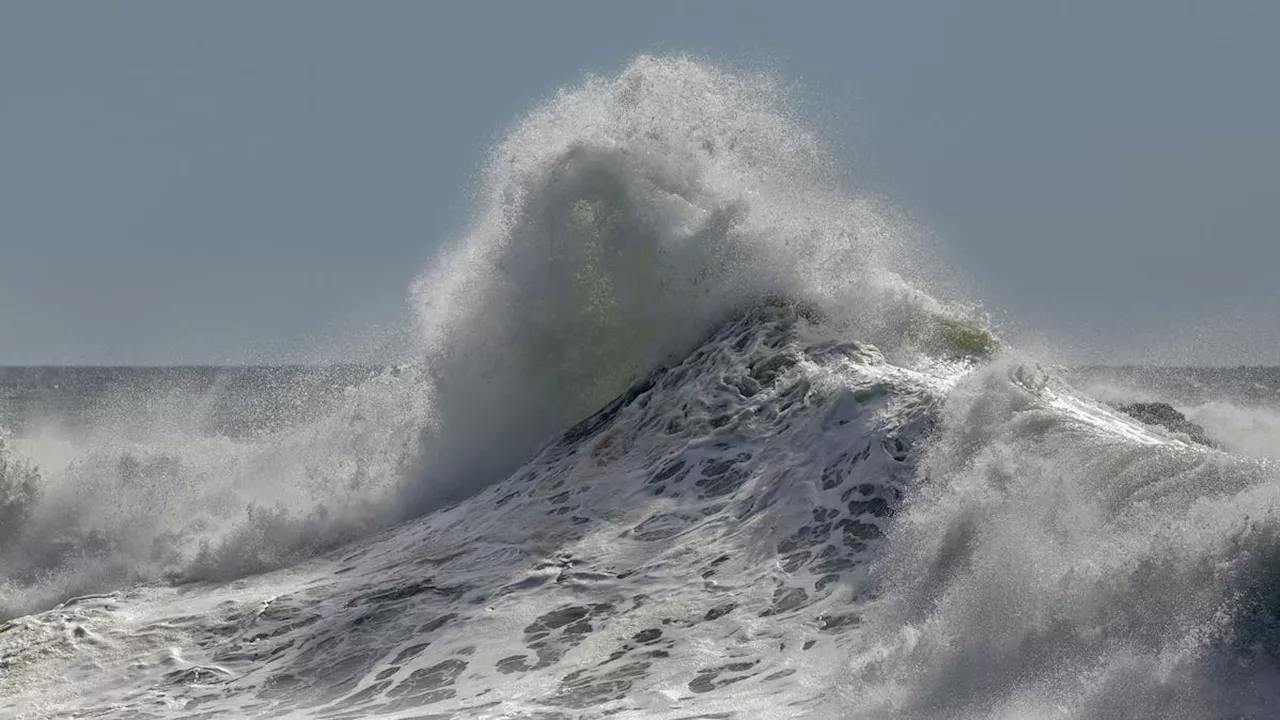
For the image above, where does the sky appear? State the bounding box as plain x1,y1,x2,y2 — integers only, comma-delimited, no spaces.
1,1,1276,366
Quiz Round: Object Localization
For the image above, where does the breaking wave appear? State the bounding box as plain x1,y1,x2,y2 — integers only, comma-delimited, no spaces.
0,56,982,619
404,55,987,511
4,55,1277,719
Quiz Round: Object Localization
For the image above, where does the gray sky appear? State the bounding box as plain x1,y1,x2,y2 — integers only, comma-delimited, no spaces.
2,1,1276,365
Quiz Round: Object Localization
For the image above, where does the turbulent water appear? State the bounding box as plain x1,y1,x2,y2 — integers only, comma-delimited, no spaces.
3,56,1279,719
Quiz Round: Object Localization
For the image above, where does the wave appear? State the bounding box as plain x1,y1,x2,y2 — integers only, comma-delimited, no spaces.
5,308,1280,719
850,362,1280,717
9,54,1278,719
404,55,992,511
0,56,982,619
0,368,428,618
1187,401,1280,461
1071,369,1280,462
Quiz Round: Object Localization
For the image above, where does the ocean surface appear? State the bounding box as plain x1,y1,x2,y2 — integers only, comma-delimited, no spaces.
0,366,376,438
3,57,1279,719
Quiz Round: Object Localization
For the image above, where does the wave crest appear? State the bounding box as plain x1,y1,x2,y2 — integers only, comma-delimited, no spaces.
406,55,985,510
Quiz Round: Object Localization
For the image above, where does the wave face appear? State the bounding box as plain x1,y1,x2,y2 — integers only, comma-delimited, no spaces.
3,56,1279,718
0,308,956,718
4,309,1279,719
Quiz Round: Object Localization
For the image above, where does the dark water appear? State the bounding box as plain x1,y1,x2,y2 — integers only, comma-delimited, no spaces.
1067,366,1280,407
1064,365,1280,462
0,366,379,438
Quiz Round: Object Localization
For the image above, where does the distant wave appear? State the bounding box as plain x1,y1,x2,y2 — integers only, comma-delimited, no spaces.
1071,368,1280,462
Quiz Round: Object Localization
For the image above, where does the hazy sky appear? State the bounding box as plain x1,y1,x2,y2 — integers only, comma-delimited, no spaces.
2,1,1276,365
